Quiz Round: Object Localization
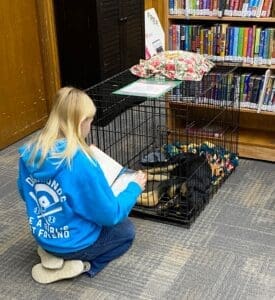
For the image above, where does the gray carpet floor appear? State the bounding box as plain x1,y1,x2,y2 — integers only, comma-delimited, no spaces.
0,135,274,300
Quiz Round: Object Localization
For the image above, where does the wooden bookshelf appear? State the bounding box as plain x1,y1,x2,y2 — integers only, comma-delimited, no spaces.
239,129,275,161
216,63,275,69
167,16,275,23
162,0,275,162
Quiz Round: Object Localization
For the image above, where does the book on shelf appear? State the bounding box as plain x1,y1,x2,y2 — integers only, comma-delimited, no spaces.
261,0,273,17
256,0,265,17
270,28,275,64
261,75,275,110
257,68,272,112
241,73,252,108
249,75,263,109
270,78,275,111
169,67,275,113
253,27,262,64
168,23,275,65
168,0,274,17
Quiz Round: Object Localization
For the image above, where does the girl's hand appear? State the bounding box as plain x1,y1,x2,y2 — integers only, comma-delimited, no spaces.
134,171,147,191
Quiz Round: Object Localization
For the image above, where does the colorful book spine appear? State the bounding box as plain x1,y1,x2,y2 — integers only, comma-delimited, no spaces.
262,28,270,65
253,27,262,64
258,29,266,64
172,24,177,50
237,0,244,16
180,25,186,50
242,27,249,63
261,0,273,17
246,27,254,64
246,75,256,108
242,0,250,16
239,73,246,107
271,29,275,65
257,68,271,113
233,74,241,108
218,0,226,16
169,0,175,14
250,75,262,109
237,27,244,62
252,0,260,16
208,29,213,58
200,28,204,54
176,25,181,50
247,0,254,16
270,77,275,112
261,76,273,110
220,23,228,60
243,73,252,108
169,26,173,50
255,0,264,17
232,27,239,61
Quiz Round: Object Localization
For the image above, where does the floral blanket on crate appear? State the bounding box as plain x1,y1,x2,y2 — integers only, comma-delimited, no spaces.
130,50,215,81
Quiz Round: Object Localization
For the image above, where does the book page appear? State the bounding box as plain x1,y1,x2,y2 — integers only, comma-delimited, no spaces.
90,145,123,186
90,145,138,196
111,170,138,197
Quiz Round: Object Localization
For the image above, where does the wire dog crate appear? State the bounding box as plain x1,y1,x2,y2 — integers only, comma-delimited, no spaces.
86,67,239,227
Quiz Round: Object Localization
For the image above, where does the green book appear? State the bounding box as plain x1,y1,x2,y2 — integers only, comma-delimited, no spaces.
253,27,262,64
237,27,244,61
239,73,246,107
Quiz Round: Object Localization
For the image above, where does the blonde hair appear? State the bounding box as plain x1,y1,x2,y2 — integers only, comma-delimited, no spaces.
27,87,96,167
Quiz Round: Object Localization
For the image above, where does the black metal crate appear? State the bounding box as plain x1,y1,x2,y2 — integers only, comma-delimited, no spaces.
86,67,239,227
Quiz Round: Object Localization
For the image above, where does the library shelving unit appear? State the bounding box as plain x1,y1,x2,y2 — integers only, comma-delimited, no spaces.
163,0,275,161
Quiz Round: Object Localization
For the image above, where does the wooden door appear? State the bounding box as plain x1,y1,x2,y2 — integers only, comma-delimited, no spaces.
0,0,60,149
122,0,145,67
98,0,122,79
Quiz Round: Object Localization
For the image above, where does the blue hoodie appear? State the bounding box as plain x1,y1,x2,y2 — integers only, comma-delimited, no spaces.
17,140,142,253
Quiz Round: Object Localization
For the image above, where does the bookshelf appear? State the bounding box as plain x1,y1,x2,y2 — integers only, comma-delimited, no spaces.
162,0,275,161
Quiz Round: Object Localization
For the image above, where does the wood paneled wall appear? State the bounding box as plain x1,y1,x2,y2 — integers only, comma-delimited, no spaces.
0,0,60,149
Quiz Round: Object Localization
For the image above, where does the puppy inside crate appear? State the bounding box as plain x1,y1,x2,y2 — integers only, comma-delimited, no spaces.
137,152,212,216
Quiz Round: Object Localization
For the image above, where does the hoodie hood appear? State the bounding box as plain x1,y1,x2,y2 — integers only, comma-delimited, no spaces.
18,139,68,180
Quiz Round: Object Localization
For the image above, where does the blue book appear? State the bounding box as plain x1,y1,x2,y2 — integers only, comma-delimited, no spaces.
247,0,254,17
233,27,239,61
169,0,175,14
243,73,252,108
258,30,266,64
228,27,235,60
263,28,271,64
180,25,186,50
185,26,190,51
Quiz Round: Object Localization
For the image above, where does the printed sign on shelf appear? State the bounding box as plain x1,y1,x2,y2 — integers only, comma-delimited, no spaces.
145,8,165,59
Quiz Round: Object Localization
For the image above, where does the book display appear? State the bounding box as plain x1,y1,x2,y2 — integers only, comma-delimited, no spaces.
163,0,275,161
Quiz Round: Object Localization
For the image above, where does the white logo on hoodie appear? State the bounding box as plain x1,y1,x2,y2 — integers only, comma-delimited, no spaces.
26,177,67,219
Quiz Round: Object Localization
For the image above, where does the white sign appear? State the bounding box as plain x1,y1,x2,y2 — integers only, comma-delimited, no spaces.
145,8,165,59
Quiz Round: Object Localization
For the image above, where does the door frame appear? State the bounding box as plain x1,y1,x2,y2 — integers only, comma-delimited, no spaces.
36,0,60,109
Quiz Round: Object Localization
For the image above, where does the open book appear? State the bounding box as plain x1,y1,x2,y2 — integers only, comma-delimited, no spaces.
90,145,137,196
